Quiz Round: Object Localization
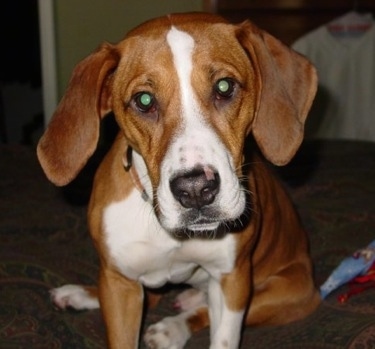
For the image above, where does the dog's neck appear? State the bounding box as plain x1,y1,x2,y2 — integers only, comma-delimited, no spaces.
122,146,152,203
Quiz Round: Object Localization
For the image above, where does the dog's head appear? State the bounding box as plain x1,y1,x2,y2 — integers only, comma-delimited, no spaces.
37,13,317,236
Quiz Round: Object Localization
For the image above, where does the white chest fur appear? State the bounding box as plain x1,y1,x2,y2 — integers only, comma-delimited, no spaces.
103,190,237,288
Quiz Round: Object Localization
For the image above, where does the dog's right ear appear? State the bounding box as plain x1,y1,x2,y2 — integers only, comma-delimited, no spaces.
37,43,119,186
236,21,317,166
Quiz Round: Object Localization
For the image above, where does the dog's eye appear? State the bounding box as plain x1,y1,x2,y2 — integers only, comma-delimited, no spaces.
214,78,235,99
133,92,156,113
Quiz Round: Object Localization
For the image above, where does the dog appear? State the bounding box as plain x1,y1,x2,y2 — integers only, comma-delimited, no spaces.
37,12,320,349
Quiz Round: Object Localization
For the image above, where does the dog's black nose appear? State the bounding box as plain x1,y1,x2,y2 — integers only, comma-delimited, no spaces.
170,168,220,209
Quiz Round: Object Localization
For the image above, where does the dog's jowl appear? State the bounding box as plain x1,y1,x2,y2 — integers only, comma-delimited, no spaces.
38,12,320,349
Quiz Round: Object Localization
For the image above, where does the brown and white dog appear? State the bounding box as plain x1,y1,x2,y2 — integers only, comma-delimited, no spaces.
37,12,320,349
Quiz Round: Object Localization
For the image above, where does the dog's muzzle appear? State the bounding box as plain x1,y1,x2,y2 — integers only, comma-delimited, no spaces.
169,167,221,233
157,142,248,237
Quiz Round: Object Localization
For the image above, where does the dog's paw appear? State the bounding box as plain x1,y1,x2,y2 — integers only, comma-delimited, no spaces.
50,284,99,310
144,316,191,349
173,288,206,311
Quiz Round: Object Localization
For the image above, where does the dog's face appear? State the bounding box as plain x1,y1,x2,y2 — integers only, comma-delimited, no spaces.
37,13,317,236
112,16,257,234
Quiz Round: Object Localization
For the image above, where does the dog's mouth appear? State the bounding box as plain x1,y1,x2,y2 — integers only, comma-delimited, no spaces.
187,221,220,232
181,208,223,232
167,206,250,240
171,220,246,240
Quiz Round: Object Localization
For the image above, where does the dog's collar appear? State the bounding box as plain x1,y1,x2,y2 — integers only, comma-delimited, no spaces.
122,146,152,203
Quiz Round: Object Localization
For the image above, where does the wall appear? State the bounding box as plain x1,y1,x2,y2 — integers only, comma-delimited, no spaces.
54,0,203,98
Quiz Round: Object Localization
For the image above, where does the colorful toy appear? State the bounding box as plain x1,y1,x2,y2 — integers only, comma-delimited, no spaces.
320,240,375,302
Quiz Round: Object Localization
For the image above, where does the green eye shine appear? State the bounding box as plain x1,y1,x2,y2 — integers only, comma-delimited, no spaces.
215,78,235,99
140,93,152,107
134,92,155,112
218,79,230,93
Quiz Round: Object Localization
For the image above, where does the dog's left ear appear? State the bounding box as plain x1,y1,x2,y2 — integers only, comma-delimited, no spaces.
236,21,317,165
37,43,119,186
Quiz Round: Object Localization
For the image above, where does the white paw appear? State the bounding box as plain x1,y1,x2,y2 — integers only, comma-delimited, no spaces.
50,284,99,310
173,288,206,311
144,316,191,349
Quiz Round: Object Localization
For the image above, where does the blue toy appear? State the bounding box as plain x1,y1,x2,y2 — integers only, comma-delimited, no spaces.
320,240,375,301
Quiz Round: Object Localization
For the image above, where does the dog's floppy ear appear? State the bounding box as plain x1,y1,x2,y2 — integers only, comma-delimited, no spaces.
237,21,317,165
37,43,119,186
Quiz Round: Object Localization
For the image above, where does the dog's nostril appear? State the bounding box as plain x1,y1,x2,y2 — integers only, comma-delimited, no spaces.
170,169,220,209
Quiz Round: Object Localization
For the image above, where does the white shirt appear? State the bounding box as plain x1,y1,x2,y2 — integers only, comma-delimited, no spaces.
292,21,375,141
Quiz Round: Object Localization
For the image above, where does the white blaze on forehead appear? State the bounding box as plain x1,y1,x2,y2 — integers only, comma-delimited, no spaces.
166,26,199,120
166,26,205,168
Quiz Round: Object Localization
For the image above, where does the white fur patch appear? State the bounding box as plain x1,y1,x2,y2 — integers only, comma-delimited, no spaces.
144,314,191,349
103,190,180,287
173,288,206,311
208,280,245,349
50,285,99,310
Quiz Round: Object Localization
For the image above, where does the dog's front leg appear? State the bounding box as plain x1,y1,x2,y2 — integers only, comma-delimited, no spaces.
208,273,249,349
99,267,144,349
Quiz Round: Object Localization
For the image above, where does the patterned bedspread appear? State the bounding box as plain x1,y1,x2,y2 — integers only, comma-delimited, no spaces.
1,140,374,348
